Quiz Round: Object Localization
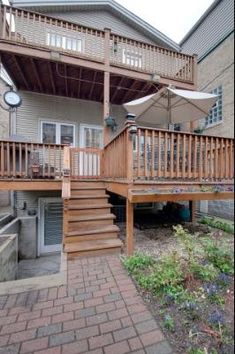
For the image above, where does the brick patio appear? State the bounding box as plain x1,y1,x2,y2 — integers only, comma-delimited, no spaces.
0,256,173,354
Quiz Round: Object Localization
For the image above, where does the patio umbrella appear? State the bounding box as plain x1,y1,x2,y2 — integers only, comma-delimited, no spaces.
123,86,218,125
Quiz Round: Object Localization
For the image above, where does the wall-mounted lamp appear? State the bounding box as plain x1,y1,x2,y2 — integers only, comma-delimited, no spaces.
0,86,22,111
151,74,161,83
105,116,117,132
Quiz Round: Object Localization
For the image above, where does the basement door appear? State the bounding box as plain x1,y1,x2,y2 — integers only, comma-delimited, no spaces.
38,198,63,255
79,124,103,177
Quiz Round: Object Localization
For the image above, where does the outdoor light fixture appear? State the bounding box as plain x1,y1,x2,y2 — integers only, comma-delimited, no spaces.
4,88,22,108
126,113,136,121
0,87,22,111
105,116,117,132
151,73,161,82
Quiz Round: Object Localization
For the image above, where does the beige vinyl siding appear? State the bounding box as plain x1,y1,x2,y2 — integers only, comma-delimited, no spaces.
16,91,127,144
181,0,234,59
16,191,61,217
46,9,157,45
0,78,10,139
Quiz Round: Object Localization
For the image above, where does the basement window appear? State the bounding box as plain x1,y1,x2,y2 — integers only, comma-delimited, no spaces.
46,32,82,53
122,49,142,68
205,86,223,127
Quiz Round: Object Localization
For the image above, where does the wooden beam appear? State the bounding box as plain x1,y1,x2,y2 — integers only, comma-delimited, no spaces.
126,199,134,256
13,55,30,90
121,80,137,103
105,181,129,197
89,71,98,100
0,180,62,191
48,62,56,95
30,58,43,92
64,64,69,97
77,67,82,98
111,76,125,103
129,191,235,203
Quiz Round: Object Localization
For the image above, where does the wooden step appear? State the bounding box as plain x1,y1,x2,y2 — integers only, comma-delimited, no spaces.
68,214,116,223
68,203,112,211
69,196,109,206
71,188,107,196
69,207,111,217
69,218,114,232
64,238,123,254
67,248,121,260
65,231,119,243
65,225,119,238
71,182,105,188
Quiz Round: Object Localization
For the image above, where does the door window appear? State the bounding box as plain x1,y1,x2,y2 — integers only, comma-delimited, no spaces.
82,126,103,148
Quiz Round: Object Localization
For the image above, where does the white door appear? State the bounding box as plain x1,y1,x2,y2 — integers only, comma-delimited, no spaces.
80,124,103,177
39,198,63,255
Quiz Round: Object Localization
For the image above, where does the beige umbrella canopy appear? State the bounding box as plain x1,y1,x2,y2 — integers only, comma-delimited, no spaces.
124,86,218,125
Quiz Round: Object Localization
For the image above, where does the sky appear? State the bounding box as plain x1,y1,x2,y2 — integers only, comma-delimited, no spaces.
116,0,214,43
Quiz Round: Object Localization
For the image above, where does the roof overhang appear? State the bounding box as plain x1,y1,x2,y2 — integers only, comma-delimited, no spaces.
10,0,180,51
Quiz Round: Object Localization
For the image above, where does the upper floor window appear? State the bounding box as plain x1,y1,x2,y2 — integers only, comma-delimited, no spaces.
46,32,82,53
205,86,223,127
122,49,142,68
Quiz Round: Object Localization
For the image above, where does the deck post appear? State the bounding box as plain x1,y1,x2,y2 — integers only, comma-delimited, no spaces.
103,28,111,146
126,199,134,256
190,54,198,132
125,114,137,182
189,200,196,224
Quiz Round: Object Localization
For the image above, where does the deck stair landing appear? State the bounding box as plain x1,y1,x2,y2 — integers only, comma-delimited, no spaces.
63,182,122,258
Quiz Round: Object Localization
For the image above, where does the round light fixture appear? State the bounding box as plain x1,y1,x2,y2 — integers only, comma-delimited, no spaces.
3,89,22,108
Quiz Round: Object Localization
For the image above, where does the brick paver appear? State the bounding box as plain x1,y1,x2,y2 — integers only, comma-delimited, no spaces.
0,256,174,353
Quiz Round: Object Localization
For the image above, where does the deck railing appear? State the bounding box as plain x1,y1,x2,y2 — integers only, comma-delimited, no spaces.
103,126,234,183
70,147,102,179
0,140,64,179
103,126,129,180
0,4,195,83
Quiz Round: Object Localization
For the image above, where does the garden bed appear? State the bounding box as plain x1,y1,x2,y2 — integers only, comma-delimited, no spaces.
122,222,234,354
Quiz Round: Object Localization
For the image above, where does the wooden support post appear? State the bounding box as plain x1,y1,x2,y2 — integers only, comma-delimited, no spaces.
103,28,111,146
190,53,198,132
103,71,110,146
126,199,134,256
189,200,196,224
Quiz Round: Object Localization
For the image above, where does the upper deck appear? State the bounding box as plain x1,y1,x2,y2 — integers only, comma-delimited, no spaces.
0,4,196,97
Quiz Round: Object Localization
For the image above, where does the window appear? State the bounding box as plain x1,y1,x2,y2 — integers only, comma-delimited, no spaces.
46,32,82,53
81,125,103,149
205,86,223,127
41,122,75,146
122,49,142,68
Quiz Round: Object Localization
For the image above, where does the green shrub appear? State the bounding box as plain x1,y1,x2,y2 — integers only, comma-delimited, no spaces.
163,315,175,332
136,254,184,299
188,349,206,354
202,239,234,275
123,254,154,273
190,262,218,281
200,217,234,234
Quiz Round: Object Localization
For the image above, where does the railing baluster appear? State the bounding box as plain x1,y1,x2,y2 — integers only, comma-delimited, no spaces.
210,137,214,180
176,134,180,178
188,135,192,179
170,133,174,178
157,131,161,178
164,132,168,178
220,138,224,179
182,134,186,179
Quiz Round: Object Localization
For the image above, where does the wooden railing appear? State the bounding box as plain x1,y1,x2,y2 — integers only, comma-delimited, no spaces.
70,147,102,179
134,128,234,182
0,4,195,83
0,140,64,179
103,126,130,180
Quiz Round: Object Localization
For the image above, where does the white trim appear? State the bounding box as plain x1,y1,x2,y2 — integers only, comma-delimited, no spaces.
40,120,76,146
38,198,62,256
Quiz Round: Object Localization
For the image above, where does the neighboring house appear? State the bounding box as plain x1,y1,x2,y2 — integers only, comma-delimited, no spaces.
181,0,234,220
0,0,233,258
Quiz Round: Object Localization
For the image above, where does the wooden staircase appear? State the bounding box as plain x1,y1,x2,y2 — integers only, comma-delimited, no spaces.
63,182,123,258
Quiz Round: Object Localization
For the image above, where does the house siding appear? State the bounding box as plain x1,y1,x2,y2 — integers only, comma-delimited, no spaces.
16,91,127,144
0,78,10,209
181,0,234,59
43,9,157,45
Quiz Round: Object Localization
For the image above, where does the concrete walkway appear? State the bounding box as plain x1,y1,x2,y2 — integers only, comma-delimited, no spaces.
0,256,173,354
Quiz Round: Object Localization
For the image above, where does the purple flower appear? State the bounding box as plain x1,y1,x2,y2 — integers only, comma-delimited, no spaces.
204,283,219,297
208,311,225,326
